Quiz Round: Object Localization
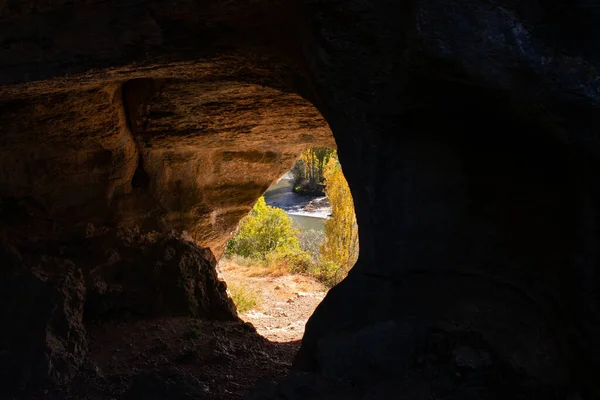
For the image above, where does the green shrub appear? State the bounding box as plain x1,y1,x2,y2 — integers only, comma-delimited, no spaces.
225,195,351,285
265,247,315,275
226,197,301,259
314,260,346,287
228,284,261,313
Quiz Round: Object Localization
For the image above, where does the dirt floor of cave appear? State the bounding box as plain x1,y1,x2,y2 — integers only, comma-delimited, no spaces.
36,262,326,400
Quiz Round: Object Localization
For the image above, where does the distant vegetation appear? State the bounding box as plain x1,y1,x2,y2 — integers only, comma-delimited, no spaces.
291,147,335,196
225,196,313,276
226,196,302,259
318,153,359,285
225,150,359,287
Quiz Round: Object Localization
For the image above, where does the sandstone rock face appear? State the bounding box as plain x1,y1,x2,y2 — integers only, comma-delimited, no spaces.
1,0,600,398
0,79,332,257
122,79,332,257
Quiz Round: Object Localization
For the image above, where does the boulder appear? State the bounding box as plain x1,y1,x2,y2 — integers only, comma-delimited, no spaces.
0,246,87,392
85,236,237,321
252,324,571,400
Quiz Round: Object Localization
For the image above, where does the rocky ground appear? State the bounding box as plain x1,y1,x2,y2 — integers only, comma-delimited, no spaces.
11,259,327,400
0,236,328,400
218,258,327,343
22,317,295,400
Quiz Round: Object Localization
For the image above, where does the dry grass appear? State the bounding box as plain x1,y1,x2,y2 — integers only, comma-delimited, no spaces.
292,278,316,292
223,255,290,278
260,263,289,277
228,283,262,313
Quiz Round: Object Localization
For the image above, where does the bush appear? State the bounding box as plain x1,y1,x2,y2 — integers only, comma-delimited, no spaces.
228,284,261,313
265,247,315,275
312,260,348,287
226,194,357,286
226,197,301,259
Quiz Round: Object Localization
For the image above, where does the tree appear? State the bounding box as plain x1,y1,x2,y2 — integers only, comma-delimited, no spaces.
299,147,334,186
319,153,359,285
290,158,306,186
226,197,301,259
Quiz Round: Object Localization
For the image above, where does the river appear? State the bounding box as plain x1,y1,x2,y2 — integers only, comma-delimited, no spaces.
263,173,331,233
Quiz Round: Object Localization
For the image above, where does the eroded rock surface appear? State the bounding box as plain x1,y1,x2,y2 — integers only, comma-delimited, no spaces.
86,235,237,320
0,246,87,392
0,79,332,257
1,0,600,398
293,1,600,398
0,234,238,395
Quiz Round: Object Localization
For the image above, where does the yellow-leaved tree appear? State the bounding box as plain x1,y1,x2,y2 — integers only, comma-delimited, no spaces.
300,147,334,186
319,153,359,286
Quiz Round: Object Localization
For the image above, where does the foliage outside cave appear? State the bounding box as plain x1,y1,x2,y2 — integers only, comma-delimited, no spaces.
291,147,335,196
225,151,358,287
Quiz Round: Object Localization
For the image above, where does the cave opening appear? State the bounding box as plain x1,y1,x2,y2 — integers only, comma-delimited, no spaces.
2,0,600,397
217,146,359,349
0,72,356,399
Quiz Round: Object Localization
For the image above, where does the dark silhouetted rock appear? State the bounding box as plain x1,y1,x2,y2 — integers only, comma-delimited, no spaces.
0,246,87,393
253,327,571,400
86,236,237,321
314,320,424,384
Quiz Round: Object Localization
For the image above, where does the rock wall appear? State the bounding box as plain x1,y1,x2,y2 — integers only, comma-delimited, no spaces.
293,1,600,398
0,234,238,394
0,249,87,391
1,0,600,398
0,78,332,256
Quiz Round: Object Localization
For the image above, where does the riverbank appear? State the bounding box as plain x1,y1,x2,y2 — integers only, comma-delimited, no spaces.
263,177,331,231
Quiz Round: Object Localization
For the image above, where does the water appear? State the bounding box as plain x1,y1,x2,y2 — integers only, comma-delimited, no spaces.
290,214,325,232
264,175,330,233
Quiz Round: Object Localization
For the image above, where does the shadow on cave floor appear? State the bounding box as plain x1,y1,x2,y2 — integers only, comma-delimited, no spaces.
40,316,301,400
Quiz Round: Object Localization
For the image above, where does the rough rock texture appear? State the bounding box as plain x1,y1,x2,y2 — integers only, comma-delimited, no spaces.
0,234,237,394
0,80,332,257
1,0,600,398
0,246,87,393
293,2,600,399
86,235,237,320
